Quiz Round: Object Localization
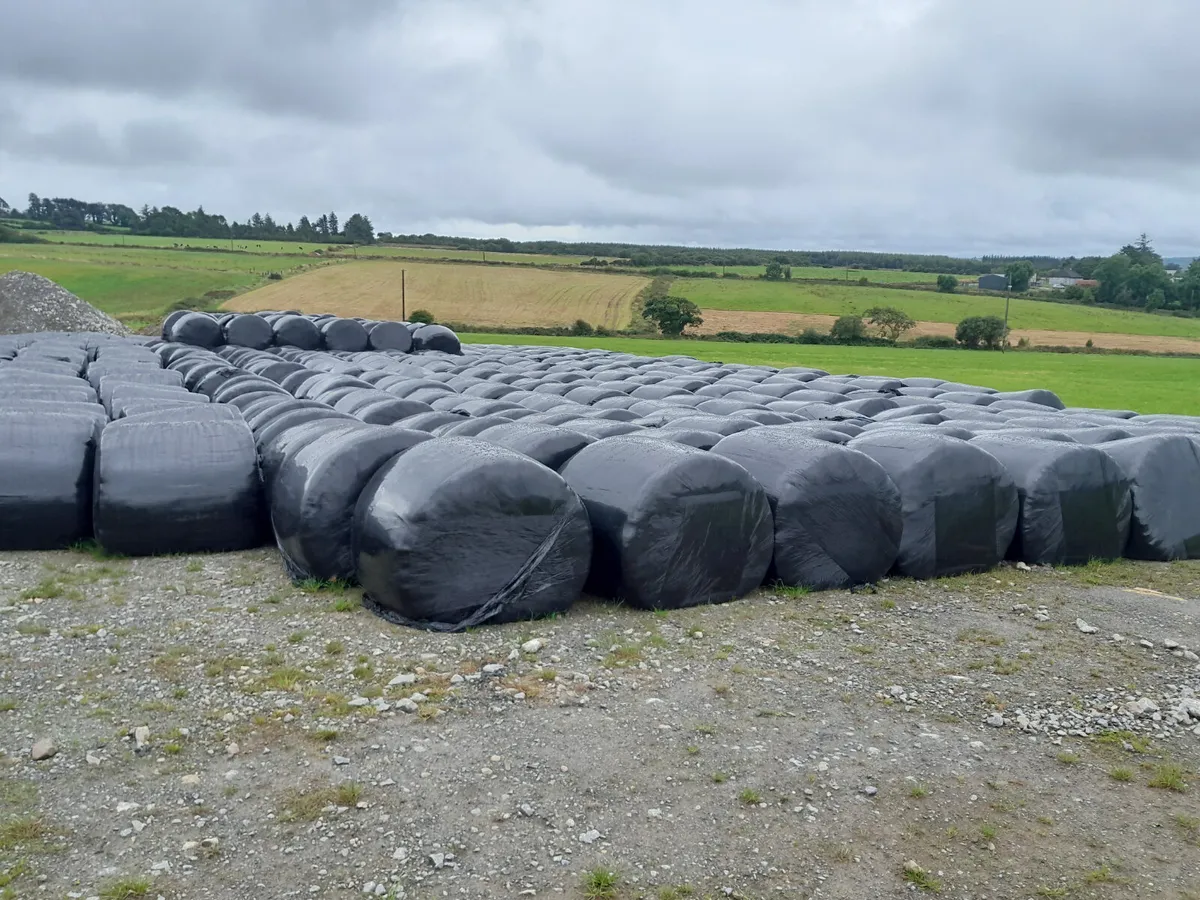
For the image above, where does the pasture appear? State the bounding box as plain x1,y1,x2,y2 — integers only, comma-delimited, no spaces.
462,332,1200,415
671,277,1200,342
0,241,325,326
226,260,648,330
34,230,595,267
674,264,953,283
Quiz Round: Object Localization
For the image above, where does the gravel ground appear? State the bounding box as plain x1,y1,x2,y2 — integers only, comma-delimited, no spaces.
2,549,1199,900
0,272,128,336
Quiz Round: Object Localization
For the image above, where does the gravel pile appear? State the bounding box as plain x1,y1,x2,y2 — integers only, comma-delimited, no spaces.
0,271,128,335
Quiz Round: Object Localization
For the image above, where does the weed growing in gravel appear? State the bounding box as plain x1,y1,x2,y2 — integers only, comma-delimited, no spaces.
265,593,283,605
581,868,619,899
0,860,31,894
602,644,643,668
20,578,63,600
324,640,344,655
70,539,124,561
279,782,364,821
1109,767,1134,782
0,698,16,712
0,818,52,852
264,667,308,691
1035,887,1069,898
287,631,306,644
98,877,151,899
829,843,854,863
1056,751,1081,765
685,745,700,755
901,860,942,893
14,622,49,636
203,656,248,677
711,772,728,784
739,788,762,805
909,785,930,798
956,628,1005,646
352,663,374,680
694,723,717,735
979,823,997,842
657,886,695,899
1084,864,1121,884
1094,729,1151,753
330,594,362,612
185,560,203,573
1173,813,1200,839
1148,764,1187,792
312,728,338,742
770,582,811,599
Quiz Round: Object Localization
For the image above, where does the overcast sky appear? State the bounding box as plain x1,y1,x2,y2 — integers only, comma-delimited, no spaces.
1,0,1196,257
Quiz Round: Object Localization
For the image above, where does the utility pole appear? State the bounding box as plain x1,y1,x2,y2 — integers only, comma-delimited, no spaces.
1003,283,1011,352
401,269,406,321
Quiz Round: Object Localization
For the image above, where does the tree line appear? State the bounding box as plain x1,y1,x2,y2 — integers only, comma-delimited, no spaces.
2,193,376,245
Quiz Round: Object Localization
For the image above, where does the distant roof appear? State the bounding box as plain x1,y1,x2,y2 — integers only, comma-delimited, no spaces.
1045,268,1082,278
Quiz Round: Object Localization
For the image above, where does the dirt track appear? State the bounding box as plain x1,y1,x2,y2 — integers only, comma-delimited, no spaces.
693,309,1200,354
2,549,1199,899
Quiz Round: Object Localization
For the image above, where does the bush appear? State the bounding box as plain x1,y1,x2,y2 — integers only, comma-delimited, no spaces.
570,319,594,336
408,309,435,324
829,315,867,342
722,271,742,279
642,295,703,336
936,274,959,293
267,272,283,281
955,315,1008,350
863,306,916,342
857,276,870,286
909,335,958,349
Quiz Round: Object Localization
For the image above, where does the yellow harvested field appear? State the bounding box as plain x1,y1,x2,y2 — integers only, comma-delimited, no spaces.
225,260,648,330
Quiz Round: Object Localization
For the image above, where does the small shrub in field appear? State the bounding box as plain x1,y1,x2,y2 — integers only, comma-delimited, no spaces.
829,314,866,342
408,309,434,324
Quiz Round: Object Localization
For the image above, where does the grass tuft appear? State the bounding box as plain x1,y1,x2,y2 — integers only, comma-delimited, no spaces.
582,868,619,899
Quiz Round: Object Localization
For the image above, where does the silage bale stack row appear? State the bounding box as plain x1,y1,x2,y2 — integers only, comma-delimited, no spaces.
2,326,1200,633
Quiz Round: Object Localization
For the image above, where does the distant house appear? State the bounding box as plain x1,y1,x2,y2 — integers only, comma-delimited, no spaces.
1042,268,1082,289
978,273,1008,291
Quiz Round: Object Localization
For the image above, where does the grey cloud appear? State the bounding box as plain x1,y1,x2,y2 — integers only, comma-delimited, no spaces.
1,0,1199,255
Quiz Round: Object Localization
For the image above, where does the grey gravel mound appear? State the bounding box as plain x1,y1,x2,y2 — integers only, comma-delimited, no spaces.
0,271,128,335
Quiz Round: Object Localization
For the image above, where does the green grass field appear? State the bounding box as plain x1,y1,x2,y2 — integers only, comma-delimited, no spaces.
34,231,592,267
1,242,326,324
675,265,953,284
462,333,1200,415
670,278,1200,339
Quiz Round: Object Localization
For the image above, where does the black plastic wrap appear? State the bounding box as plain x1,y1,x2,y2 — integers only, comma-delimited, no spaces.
410,324,463,354
93,418,264,555
1098,435,1200,560
222,314,275,349
475,422,596,470
559,436,773,609
354,438,592,630
320,318,370,352
367,322,414,353
166,313,223,348
849,431,1019,578
271,315,323,350
272,426,432,582
0,412,100,549
712,429,902,588
969,434,1133,564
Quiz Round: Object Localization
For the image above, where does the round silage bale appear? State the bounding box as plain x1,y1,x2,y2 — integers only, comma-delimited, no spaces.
558,436,773,609
353,438,592,630
848,431,1019,579
712,428,902,589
